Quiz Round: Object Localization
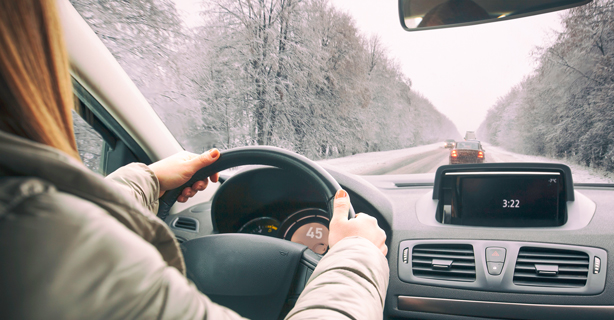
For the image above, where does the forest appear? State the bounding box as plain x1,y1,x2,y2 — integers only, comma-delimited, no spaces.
478,0,614,172
70,0,460,160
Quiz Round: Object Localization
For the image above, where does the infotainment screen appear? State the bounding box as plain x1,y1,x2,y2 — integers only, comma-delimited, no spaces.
441,172,566,227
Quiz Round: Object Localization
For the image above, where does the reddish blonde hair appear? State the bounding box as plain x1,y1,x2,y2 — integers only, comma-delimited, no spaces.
0,0,80,160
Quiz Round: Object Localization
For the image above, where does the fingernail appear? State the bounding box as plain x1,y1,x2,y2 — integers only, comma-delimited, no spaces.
335,190,348,199
209,148,220,159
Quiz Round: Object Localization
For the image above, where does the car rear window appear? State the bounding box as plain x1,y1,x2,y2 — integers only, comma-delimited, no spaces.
456,142,479,150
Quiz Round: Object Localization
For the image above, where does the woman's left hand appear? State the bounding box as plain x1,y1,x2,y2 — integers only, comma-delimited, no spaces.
148,149,220,202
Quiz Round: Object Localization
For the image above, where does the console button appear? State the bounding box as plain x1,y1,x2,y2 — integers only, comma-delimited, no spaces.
486,247,506,263
487,262,504,275
594,256,601,274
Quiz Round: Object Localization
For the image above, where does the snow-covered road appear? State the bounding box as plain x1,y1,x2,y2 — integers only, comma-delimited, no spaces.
318,142,613,183
317,142,444,175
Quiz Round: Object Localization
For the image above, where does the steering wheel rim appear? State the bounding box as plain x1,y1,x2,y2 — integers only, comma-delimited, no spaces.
157,146,355,220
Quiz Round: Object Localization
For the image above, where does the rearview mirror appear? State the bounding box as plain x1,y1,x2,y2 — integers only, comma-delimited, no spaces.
399,0,591,31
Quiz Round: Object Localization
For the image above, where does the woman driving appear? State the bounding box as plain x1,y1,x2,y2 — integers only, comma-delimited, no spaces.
0,0,389,319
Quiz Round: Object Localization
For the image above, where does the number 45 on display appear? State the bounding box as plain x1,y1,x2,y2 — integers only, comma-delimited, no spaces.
306,227,323,239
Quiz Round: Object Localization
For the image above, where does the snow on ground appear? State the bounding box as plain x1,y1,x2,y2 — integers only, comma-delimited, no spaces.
317,142,442,175
483,143,614,184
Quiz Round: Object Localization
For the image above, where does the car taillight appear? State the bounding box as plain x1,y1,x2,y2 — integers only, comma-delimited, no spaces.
451,150,458,157
478,151,484,158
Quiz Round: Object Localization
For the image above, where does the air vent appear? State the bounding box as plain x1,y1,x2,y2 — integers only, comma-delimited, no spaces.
172,217,199,232
412,244,476,282
513,247,589,288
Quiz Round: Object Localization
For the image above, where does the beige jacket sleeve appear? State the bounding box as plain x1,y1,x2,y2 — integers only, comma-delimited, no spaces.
105,163,161,213
285,236,390,319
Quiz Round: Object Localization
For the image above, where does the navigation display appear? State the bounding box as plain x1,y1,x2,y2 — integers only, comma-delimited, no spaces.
451,174,563,227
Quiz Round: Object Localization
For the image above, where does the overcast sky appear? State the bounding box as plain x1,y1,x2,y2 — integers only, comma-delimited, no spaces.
174,0,566,135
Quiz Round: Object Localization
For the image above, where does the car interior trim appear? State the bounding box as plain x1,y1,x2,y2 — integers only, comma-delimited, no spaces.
397,295,614,319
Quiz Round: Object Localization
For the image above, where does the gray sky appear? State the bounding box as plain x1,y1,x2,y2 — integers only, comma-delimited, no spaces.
174,0,566,135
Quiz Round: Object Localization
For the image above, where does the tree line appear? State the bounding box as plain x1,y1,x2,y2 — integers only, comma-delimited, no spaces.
71,0,460,160
478,0,614,171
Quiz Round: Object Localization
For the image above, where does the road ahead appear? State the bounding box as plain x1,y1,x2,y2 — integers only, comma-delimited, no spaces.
366,147,449,175
359,144,503,175
319,142,612,183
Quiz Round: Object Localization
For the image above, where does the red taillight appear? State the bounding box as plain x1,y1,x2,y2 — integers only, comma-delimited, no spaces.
478,151,484,158
451,150,458,157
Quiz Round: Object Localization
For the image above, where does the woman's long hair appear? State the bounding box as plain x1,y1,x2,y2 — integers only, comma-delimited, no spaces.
0,0,80,160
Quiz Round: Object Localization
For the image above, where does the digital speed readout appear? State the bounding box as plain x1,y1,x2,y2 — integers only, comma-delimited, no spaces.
457,174,562,227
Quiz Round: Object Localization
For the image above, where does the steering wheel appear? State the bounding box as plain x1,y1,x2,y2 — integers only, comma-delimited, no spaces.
157,146,355,320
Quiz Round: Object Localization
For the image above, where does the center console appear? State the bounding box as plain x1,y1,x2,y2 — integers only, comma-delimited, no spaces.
394,163,608,318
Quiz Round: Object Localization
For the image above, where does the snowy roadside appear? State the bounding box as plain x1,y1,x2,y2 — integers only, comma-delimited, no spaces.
483,143,614,184
317,142,442,175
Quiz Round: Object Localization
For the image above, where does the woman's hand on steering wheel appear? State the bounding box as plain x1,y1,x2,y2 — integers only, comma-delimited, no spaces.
329,190,388,256
149,149,220,202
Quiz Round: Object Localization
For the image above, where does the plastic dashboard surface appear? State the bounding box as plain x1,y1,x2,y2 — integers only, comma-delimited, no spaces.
168,165,614,320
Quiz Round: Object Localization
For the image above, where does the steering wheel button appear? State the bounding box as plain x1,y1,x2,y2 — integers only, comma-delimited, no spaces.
486,247,506,263
487,262,504,275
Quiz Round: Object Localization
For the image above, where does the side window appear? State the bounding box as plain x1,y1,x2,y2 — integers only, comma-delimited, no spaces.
72,110,104,174
72,79,150,175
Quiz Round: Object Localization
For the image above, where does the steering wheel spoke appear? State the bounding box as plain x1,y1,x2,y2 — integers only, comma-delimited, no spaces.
286,249,321,303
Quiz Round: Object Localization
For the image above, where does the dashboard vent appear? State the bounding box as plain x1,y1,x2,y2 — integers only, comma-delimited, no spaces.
173,217,199,232
412,244,476,282
513,247,589,288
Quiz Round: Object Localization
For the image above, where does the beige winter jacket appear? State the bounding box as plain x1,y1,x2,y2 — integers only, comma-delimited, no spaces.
0,131,389,319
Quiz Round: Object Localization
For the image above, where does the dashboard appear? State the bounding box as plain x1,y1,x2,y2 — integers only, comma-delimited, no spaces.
167,164,614,320
207,167,392,254
212,167,334,254
237,211,330,254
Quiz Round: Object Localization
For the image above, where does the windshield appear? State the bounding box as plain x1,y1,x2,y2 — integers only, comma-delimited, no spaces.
70,0,613,184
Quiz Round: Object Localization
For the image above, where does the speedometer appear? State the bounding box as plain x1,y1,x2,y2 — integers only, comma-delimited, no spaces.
238,217,280,237
280,208,330,254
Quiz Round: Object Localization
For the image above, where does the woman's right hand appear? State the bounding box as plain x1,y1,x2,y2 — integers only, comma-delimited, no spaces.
328,189,388,256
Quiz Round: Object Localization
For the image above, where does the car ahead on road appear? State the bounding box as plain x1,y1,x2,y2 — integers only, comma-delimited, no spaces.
464,131,477,141
443,139,456,148
45,0,614,319
450,141,485,164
